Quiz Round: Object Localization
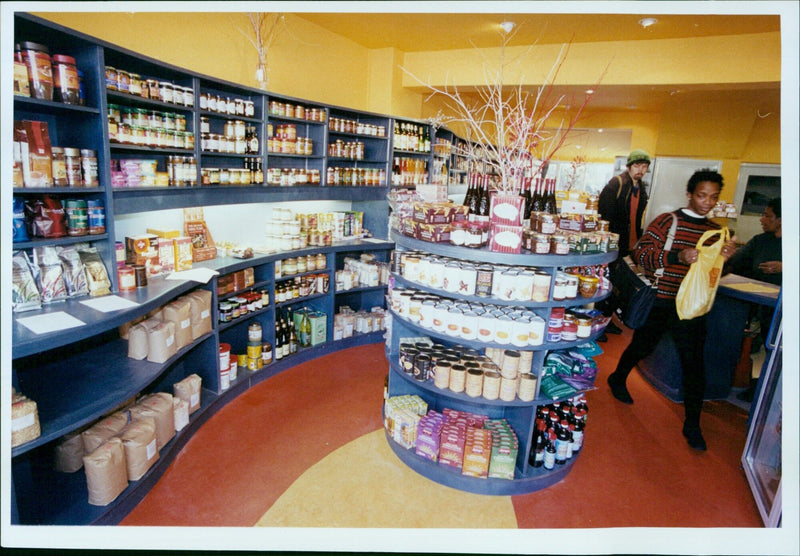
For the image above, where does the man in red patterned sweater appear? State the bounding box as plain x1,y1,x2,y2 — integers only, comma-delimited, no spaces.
606,169,738,451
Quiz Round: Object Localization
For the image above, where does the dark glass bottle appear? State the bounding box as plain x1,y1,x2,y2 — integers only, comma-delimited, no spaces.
530,176,544,213
542,178,557,215
466,173,479,213
478,175,491,217
521,176,532,220
274,314,284,361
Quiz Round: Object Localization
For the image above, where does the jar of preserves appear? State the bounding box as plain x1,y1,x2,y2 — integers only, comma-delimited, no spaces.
105,66,118,90
80,149,99,187
21,42,53,100
64,148,82,186
52,54,81,104
128,73,142,96
159,81,174,103
116,69,130,93
50,147,68,186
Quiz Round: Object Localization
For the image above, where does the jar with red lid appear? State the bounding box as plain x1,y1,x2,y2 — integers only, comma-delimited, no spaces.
52,54,81,104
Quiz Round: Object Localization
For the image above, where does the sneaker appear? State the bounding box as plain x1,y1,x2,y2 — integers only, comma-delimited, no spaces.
607,374,633,404
682,425,707,451
605,321,623,335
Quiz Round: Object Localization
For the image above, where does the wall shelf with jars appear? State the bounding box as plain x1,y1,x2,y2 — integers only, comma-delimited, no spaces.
327,107,391,188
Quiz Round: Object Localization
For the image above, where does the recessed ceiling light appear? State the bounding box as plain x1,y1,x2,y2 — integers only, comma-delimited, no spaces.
500,21,515,33
597,128,604,133
585,89,595,95
639,17,658,28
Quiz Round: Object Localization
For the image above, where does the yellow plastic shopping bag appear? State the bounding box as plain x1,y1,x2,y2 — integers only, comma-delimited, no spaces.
676,227,729,320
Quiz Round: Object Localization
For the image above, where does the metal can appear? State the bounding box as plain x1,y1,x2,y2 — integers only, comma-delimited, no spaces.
413,354,431,382
475,264,493,297
247,341,262,360
482,370,501,400
449,364,467,393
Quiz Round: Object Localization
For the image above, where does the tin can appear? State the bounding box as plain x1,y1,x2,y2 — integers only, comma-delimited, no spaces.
464,368,483,398
482,370,501,400
219,343,231,371
460,311,478,340
475,264,493,297
414,354,431,382
248,356,263,372
477,312,495,343
247,341,262,360
449,364,467,393
118,266,136,292
445,307,461,337
518,373,537,401
494,315,513,345
499,376,518,402
433,360,451,389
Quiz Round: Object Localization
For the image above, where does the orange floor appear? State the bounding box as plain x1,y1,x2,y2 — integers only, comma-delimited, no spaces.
121,328,763,531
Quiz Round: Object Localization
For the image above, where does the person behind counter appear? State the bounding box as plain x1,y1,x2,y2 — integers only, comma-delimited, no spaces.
597,149,652,337
724,197,782,285
606,169,738,451
723,196,781,402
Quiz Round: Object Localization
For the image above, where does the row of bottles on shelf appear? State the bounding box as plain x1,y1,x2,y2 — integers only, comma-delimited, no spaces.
529,398,588,469
392,157,428,187
393,121,430,153
462,173,559,219
274,307,315,359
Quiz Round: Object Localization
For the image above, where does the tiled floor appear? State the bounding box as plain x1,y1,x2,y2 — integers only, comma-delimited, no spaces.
120,329,766,551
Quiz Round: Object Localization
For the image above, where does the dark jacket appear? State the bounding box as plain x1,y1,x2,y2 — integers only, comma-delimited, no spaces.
598,171,649,258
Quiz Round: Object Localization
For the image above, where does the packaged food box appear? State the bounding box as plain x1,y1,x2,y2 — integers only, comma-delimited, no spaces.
413,202,453,224
125,234,160,275
309,311,327,345
489,224,523,254
417,222,451,243
490,193,524,226
173,236,193,271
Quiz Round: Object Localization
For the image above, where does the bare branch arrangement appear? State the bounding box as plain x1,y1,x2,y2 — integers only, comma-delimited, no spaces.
235,13,285,89
403,31,601,194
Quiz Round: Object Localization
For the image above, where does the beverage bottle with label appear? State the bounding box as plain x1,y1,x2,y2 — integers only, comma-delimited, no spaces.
300,308,312,347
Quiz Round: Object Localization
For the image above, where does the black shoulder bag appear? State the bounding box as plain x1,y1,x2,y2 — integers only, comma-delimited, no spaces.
613,213,678,329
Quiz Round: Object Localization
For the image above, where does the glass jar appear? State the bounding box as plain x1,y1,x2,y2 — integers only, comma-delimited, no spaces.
51,147,68,186
52,54,81,104
21,41,53,100
64,148,82,187
80,149,99,187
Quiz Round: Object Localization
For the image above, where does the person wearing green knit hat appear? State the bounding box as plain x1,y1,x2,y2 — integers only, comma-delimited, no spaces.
596,149,652,337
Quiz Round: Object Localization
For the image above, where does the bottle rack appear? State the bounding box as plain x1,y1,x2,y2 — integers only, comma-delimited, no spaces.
384,231,616,495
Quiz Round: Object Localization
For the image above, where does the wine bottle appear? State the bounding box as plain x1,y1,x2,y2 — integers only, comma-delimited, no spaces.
274,313,284,361
466,173,479,214
544,178,558,215
279,311,290,359
521,176,532,220
529,176,542,213
300,308,312,347
478,174,491,217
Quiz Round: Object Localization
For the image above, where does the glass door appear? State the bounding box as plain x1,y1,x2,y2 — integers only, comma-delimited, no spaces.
742,319,782,527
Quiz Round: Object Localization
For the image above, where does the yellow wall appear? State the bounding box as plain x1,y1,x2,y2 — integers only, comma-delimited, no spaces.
36,10,782,203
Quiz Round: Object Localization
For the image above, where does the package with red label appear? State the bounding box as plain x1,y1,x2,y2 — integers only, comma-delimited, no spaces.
417,222,451,243
125,234,160,275
489,223,523,254
183,208,216,262
490,193,524,226
413,202,453,224
462,427,492,478
20,120,53,187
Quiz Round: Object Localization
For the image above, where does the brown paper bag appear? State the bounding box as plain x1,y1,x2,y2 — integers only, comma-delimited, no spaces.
129,392,175,450
82,411,128,454
173,397,190,432
173,373,202,414
84,437,128,506
118,417,159,481
163,297,192,350
127,323,149,360
184,289,212,339
146,321,176,363
54,431,85,473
